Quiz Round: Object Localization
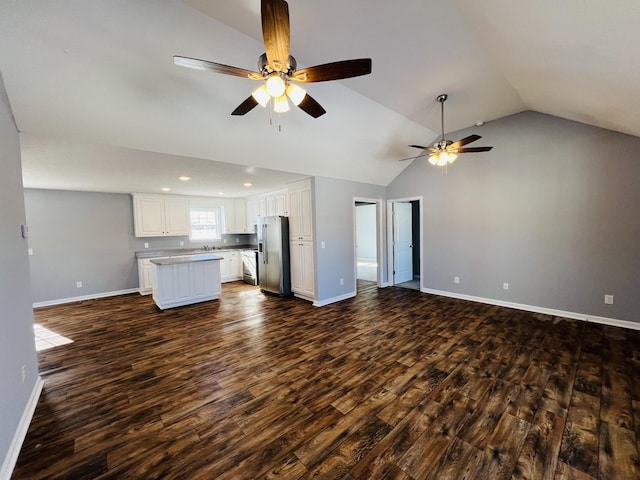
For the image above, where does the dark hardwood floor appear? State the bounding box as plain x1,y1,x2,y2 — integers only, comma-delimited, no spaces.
13,281,640,479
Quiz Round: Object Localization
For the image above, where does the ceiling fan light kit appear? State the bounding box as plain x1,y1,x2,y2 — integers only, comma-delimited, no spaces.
403,93,493,168
173,0,372,119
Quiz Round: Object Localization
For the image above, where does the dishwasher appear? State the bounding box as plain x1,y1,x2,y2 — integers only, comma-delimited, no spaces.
241,249,258,285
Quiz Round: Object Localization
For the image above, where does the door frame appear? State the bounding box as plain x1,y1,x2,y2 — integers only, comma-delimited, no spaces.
387,196,423,288
353,197,384,290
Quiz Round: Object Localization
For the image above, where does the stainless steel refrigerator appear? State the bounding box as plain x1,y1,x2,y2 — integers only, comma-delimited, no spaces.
257,216,291,296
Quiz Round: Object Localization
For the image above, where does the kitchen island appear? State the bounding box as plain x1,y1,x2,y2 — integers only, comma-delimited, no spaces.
150,253,222,310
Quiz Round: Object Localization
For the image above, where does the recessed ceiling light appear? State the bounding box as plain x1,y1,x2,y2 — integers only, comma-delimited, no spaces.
217,192,225,195
243,183,252,187
161,187,171,192
179,176,190,181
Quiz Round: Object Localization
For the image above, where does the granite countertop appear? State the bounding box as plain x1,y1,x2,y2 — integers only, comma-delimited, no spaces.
136,245,257,259
150,253,223,265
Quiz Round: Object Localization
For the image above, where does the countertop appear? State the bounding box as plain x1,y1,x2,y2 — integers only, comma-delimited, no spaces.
150,253,223,265
136,245,257,259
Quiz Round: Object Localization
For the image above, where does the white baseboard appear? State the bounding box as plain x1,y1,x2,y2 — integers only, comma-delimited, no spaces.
0,377,44,480
422,288,640,331
33,288,139,308
314,291,356,307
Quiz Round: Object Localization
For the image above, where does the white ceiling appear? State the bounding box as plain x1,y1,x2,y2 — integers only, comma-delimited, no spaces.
1,0,638,198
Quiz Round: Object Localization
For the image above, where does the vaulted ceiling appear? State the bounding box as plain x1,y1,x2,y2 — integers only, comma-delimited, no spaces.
1,1,638,197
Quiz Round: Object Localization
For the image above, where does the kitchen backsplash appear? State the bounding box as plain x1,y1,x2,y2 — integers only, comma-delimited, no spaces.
133,233,257,252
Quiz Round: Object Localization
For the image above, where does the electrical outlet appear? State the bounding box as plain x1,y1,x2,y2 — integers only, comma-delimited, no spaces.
144,242,149,248
28,248,33,256
76,281,83,288
236,238,239,243
604,294,614,305
340,278,344,285
503,282,509,290
179,241,184,246
454,276,460,284
321,241,325,249
223,239,227,243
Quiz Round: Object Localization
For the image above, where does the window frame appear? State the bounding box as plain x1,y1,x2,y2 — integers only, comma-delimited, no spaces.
189,205,223,242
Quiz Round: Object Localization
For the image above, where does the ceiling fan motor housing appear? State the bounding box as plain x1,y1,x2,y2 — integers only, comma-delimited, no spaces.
258,53,297,76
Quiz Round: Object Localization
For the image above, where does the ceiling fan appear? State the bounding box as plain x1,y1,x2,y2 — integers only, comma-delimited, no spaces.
173,0,372,118
402,94,493,166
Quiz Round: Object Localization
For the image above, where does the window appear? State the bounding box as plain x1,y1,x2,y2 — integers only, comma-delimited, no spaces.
190,206,222,241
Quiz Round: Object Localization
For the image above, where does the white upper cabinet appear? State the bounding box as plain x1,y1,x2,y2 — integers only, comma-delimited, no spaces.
273,191,289,216
245,199,259,233
245,189,289,229
221,198,250,234
133,194,190,237
234,199,248,233
288,180,313,240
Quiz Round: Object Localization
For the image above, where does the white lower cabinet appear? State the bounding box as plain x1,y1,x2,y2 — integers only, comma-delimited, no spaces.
290,241,314,299
219,251,242,282
138,258,160,295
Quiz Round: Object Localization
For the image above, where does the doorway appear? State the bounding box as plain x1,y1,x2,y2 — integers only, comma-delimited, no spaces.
388,198,422,290
354,199,382,293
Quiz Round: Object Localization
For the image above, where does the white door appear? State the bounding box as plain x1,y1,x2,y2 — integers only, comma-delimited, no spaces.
393,202,413,284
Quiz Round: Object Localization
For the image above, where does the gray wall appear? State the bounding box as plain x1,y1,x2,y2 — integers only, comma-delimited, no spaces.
388,110,640,324
314,177,387,302
0,74,39,473
24,189,254,304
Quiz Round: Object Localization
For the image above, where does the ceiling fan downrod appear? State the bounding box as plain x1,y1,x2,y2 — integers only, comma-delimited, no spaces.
437,93,448,148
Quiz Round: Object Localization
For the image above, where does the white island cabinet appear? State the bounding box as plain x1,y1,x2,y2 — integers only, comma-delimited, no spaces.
151,254,222,310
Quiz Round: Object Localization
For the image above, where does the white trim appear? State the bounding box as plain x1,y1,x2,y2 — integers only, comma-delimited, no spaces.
387,196,423,288
422,288,640,331
0,377,44,480
353,197,385,289
313,291,356,307
33,288,139,308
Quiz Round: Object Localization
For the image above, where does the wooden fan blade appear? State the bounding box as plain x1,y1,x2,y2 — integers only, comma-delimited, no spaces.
456,146,493,153
174,56,261,79
293,59,372,82
399,152,428,162
448,134,481,149
297,93,326,118
261,0,290,72
409,144,438,152
231,96,259,116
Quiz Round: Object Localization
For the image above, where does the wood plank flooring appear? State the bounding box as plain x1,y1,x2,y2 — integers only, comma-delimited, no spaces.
12,281,640,479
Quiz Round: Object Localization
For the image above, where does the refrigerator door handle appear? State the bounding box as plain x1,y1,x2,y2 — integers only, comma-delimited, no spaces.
262,223,268,264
